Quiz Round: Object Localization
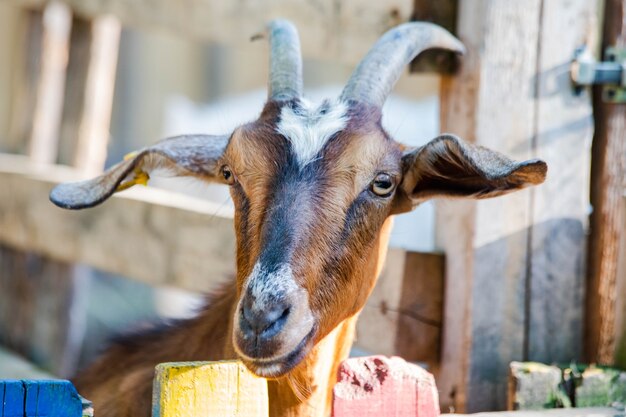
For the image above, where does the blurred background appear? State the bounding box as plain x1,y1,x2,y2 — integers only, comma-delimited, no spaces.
0,0,624,413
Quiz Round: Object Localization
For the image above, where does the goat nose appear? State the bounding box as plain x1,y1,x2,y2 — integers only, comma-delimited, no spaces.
240,300,291,340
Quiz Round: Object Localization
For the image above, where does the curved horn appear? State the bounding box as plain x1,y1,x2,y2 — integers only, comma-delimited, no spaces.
340,22,465,107
266,19,303,101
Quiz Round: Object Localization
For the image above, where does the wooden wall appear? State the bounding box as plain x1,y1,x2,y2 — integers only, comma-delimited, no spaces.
436,0,596,411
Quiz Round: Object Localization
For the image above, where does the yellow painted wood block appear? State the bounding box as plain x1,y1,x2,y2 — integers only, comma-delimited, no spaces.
152,360,268,417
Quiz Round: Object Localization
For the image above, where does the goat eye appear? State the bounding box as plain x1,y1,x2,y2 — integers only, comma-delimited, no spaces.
371,173,395,197
221,165,235,185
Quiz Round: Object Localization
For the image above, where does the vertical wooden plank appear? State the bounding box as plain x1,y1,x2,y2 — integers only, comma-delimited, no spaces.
0,3,27,148
616,195,626,367
528,0,595,363
7,10,43,154
410,0,460,73
72,15,120,176
355,251,444,372
28,0,71,164
585,0,626,366
57,17,93,166
59,13,120,174
332,356,439,417
0,380,4,417
436,1,542,411
3,381,25,417
152,361,269,417
395,252,444,370
23,381,38,417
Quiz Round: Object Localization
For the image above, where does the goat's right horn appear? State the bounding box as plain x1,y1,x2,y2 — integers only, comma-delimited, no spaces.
264,19,303,101
340,22,465,108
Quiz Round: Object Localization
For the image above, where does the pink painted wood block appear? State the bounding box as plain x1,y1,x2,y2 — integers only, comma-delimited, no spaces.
332,356,440,417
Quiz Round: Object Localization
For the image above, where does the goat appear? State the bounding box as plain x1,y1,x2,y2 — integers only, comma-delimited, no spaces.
50,20,547,417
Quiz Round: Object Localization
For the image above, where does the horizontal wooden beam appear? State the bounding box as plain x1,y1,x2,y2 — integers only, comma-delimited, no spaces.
10,0,416,66
0,154,236,293
455,408,622,417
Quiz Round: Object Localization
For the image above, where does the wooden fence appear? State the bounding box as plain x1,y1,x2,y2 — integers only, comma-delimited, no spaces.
0,357,439,416
0,0,624,413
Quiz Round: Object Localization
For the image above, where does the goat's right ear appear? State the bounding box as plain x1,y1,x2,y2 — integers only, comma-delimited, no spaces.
50,134,230,210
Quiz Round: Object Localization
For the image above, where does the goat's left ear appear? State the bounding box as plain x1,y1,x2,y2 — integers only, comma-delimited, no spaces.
397,134,547,208
50,134,229,210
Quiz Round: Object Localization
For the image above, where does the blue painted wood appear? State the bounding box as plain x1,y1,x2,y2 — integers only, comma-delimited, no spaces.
35,381,82,417
24,380,39,416
3,380,25,417
1,380,83,417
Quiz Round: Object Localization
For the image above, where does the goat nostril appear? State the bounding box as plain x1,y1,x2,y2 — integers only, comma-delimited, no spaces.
260,306,290,339
239,303,291,339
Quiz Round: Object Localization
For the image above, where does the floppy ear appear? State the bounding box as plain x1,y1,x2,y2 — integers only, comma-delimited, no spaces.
399,134,547,205
50,134,230,210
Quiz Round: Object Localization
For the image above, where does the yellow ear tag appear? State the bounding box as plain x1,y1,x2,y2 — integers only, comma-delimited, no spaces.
123,151,139,161
116,153,150,193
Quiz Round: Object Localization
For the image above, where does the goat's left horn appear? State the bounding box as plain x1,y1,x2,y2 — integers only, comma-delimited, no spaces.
264,19,303,101
340,22,465,107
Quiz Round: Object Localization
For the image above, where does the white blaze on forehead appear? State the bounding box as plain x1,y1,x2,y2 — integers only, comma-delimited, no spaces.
276,99,349,166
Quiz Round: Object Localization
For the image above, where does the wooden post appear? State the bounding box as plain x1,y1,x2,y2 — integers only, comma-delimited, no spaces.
72,15,120,176
332,356,440,417
7,9,43,154
28,0,71,164
437,0,596,411
152,361,269,417
585,0,626,367
616,195,626,367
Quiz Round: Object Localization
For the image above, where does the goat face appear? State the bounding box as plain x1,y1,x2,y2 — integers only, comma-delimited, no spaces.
50,20,547,378
225,101,403,376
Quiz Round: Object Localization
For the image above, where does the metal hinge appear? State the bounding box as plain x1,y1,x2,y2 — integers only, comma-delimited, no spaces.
571,46,626,102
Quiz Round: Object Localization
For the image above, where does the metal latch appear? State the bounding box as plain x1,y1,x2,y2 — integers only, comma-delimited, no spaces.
571,46,626,102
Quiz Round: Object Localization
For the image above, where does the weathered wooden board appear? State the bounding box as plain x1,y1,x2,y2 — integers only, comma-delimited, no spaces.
436,1,543,411
586,0,626,367
57,14,120,175
4,9,42,154
332,356,439,417
0,154,236,293
355,251,443,371
436,0,595,411
3,380,26,417
527,0,594,363
152,361,268,417
507,362,626,409
616,195,626,368
10,0,417,66
507,362,564,410
28,0,71,164
450,408,622,417
0,380,83,417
